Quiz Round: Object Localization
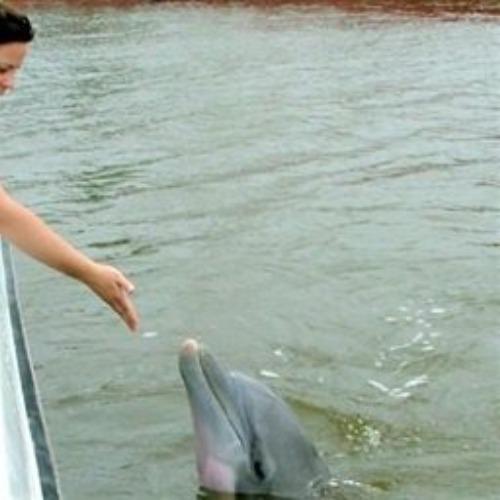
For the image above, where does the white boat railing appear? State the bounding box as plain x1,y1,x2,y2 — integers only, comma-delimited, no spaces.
0,240,61,499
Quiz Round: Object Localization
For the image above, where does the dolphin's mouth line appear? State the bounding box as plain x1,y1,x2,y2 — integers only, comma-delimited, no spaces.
198,349,249,454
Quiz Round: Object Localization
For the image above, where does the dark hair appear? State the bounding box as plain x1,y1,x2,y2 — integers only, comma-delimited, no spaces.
0,3,35,44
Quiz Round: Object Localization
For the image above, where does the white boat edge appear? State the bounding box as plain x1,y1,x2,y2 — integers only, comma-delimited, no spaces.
0,240,61,499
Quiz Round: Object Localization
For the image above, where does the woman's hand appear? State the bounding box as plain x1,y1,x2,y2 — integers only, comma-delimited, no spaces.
84,263,139,332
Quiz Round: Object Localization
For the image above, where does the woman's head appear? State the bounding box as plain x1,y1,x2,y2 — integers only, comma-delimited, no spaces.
0,3,34,94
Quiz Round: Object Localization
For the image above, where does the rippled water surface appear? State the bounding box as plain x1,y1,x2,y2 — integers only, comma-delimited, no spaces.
1,2,499,499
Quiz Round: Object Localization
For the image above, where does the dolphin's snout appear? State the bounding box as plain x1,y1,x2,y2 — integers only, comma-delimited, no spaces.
180,338,200,357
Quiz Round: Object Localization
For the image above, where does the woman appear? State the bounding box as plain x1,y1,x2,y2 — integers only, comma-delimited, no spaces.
0,3,139,331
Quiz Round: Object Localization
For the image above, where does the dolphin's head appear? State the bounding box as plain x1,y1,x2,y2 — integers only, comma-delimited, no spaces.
179,339,331,499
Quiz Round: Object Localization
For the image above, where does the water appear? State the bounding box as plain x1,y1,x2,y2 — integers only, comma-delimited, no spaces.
1,2,499,499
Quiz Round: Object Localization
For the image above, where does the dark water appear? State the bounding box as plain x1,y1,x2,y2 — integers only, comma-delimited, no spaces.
1,2,499,499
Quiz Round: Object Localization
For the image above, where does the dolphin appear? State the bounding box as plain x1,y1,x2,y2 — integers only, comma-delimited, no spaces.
178,339,332,499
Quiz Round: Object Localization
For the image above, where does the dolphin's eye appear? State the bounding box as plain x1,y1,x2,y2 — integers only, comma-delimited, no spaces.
253,460,266,481
250,438,271,482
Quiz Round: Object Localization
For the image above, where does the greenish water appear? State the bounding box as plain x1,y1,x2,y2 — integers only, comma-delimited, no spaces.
1,3,499,499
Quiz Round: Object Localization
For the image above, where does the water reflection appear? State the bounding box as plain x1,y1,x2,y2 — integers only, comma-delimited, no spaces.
63,165,141,204
197,481,376,500
198,489,293,500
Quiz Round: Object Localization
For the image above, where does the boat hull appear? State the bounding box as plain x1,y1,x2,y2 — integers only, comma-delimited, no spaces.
0,240,60,499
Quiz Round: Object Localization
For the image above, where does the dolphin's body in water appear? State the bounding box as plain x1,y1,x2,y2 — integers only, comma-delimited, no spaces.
178,339,332,499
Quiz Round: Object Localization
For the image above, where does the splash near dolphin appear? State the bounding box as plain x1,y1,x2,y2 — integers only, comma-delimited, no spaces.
178,339,332,499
